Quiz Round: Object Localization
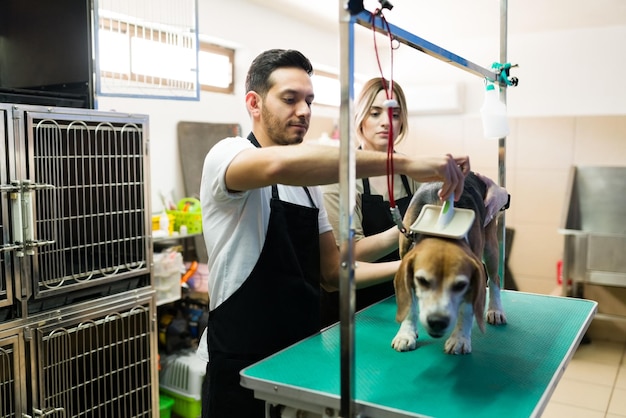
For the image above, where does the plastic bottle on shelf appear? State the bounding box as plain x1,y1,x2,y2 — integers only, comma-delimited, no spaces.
159,211,170,235
480,83,510,139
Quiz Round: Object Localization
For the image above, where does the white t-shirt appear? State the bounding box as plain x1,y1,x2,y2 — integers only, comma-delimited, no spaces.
200,136,333,311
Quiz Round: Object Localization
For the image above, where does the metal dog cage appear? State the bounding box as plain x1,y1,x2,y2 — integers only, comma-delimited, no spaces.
0,322,27,418
0,290,157,417
0,103,151,318
0,106,15,316
0,103,158,416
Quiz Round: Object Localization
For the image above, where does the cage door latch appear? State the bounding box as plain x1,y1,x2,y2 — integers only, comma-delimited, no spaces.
25,407,66,418
2,180,56,257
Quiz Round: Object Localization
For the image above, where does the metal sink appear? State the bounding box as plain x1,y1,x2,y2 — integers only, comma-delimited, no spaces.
560,166,626,295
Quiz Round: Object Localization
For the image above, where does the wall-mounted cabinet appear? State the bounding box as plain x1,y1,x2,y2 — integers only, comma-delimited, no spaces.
0,0,95,109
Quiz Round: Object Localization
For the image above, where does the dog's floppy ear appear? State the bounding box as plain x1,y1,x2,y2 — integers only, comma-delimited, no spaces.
394,250,416,323
398,232,413,259
467,250,487,333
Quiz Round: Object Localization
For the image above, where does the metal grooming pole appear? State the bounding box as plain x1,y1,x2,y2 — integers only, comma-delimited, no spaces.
338,2,358,416
498,0,509,283
338,1,511,416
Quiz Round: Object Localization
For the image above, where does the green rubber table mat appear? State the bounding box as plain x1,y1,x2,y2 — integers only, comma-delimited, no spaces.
241,291,597,418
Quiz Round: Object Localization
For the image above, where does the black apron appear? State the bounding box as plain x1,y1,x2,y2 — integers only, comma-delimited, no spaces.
320,175,413,327
205,133,321,417
361,175,413,261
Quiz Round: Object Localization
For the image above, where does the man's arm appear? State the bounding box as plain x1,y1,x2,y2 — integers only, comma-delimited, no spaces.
225,142,469,201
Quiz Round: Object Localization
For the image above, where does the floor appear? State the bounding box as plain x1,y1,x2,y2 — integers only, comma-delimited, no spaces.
543,337,626,418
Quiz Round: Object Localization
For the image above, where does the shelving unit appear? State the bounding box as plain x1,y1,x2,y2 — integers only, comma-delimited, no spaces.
152,233,202,307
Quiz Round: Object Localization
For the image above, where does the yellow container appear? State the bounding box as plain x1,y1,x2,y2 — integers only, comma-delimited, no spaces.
152,213,175,236
166,211,202,235
166,198,203,235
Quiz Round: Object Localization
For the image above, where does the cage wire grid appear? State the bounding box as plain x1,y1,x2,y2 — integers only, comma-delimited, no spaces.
0,340,17,417
39,304,154,417
0,107,13,310
28,115,149,299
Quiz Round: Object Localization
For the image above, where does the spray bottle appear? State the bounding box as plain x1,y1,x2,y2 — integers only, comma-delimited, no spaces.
159,211,170,236
480,83,509,139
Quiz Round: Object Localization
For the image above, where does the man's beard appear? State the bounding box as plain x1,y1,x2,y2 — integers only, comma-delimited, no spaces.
261,105,306,146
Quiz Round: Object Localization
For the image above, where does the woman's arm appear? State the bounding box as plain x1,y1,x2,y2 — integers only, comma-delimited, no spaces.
352,227,399,262
318,231,400,293
322,184,399,262
474,171,510,225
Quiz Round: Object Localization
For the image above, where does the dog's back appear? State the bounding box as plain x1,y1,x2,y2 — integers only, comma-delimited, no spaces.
400,172,488,258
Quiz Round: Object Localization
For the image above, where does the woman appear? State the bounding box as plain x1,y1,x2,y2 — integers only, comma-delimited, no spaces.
321,77,415,326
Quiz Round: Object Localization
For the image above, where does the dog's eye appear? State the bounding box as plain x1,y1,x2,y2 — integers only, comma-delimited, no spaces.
451,281,468,293
416,276,430,289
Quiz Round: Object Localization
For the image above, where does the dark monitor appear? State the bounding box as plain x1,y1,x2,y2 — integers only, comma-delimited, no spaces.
0,0,95,108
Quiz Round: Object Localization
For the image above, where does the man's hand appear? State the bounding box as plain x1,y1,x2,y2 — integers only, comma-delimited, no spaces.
437,154,470,202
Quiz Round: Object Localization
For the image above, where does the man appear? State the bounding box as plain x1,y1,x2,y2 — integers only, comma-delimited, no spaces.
200,48,470,417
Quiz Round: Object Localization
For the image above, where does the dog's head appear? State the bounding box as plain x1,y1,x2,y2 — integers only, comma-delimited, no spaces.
394,237,486,337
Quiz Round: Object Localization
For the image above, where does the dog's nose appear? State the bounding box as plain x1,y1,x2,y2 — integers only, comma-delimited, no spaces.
427,314,450,335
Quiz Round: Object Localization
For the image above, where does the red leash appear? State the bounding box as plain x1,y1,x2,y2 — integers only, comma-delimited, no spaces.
369,9,405,233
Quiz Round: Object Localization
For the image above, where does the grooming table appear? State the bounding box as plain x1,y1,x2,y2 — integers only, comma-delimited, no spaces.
241,291,597,418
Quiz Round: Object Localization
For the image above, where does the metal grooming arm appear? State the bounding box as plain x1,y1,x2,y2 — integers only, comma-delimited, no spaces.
338,1,511,417
351,11,499,80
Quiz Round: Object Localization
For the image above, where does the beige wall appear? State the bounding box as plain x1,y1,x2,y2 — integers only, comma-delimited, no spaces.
394,114,626,295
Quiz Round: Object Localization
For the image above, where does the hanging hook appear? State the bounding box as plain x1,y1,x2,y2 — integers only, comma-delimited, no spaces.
378,0,394,11
490,62,519,87
390,37,400,50
346,0,365,15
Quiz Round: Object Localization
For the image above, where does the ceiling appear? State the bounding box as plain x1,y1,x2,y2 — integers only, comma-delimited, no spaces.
245,0,626,40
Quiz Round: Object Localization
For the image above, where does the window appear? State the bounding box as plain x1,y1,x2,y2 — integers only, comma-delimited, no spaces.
311,70,341,107
198,42,235,94
96,0,200,100
311,70,364,107
97,17,235,98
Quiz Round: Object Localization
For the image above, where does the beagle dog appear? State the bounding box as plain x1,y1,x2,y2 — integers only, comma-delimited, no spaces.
391,173,507,354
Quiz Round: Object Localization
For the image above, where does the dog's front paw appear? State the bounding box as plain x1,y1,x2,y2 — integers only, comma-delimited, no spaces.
444,334,472,354
486,309,507,325
487,288,507,325
391,330,418,352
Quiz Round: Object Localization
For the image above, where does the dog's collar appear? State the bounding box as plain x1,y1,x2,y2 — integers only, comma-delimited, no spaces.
407,232,470,246
500,194,511,211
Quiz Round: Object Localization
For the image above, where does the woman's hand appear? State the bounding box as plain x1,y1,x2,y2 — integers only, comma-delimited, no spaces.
475,171,509,225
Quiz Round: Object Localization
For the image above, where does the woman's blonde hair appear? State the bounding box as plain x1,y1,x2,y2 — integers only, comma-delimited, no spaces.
354,77,409,147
